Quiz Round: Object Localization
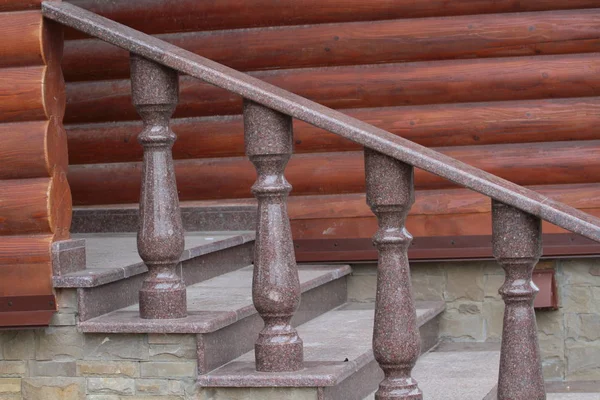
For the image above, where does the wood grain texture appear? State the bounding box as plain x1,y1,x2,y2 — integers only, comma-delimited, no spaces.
66,97,600,164
0,0,43,12
62,9,600,81
64,0,600,39
0,65,65,122
64,53,600,123
68,141,600,205
0,11,63,68
0,170,72,238
0,235,53,265
0,263,53,296
0,118,68,179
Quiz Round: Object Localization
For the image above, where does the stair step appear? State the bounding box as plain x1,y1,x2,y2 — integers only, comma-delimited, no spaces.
198,301,445,400
364,343,500,400
55,231,255,321
80,264,351,373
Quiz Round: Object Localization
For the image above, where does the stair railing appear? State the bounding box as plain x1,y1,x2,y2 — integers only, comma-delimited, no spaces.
43,2,600,399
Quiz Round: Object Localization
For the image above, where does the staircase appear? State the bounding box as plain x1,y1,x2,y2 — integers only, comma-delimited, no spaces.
35,2,600,399
52,205,503,400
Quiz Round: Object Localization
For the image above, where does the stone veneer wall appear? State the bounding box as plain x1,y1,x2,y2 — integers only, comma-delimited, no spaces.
0,289,199,399
349,258,600,381
0,259,598,399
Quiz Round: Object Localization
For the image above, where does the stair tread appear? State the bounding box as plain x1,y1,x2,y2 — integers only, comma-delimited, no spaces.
78,264,351,334
198,300,445,387
54,231,255,288
363,343,501,400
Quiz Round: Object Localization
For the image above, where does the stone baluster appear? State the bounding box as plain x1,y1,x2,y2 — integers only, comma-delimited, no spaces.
131,54,186,319
492,200,545,400
243,100,303,372
365,148,422,400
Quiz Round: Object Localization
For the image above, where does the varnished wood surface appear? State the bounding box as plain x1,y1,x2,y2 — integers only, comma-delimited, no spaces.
0,65,65,122
0,11,63,68
68,141,600,205
62,9,600,81
0,263,53,296
0,235,53,265
0,170,72,238
64,53,600,123
0,119,68,179
66,97,600,164
64,0,600,39
0,0,43,12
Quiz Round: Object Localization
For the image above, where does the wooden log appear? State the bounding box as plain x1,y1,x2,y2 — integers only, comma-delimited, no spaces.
0,263,53,296
64,53,600,124
68,140,600,205
0,235,53,265
285,183,600,220
0,0,43,12
0,118,68,179
0,65,65,122
0,170,72,238
66,97,600,164
65,0,600,40
0,11,63,68
62,9,600,81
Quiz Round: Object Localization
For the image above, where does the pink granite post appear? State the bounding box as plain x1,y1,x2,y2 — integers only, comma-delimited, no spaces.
243,100,303,372
131,54,186,319
492,200,546,400
365,148,422,400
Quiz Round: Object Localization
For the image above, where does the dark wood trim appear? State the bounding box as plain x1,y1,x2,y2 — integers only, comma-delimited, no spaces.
0,294,56,327
294,233,600,262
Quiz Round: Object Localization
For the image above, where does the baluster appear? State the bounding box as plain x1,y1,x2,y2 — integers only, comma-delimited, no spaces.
131,54,186,319
365,149,422,400
243,100,303,372
492,200,545,400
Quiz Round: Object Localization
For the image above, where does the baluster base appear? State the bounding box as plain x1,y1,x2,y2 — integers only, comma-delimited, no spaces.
255,333,303,372
375,370,422,400
139,283,187,319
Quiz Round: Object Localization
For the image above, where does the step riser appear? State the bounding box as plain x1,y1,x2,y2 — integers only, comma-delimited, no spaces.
198,277,348,374
71,206,257,233
78,242,254,321
321,314,441,400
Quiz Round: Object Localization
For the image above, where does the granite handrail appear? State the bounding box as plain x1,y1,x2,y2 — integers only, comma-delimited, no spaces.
42,2,592,399
42,1,600,243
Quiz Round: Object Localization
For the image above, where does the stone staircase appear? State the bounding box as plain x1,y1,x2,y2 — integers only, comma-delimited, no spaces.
45,206,505,399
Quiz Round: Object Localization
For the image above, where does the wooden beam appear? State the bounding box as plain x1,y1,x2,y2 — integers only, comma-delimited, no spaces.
64,53,600,123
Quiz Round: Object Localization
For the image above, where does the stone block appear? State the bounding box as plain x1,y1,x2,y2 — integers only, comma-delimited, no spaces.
76,360,139,378
2,331,35,360
0,378,20,393
149,335,197,360
21,377,85,400
87,377,135,395
50,312,77,327
84,334,149,361
135,379,185,395
28,361,76,377
439,301,486,341
565,313,600,341
542,357,565,381
562,286,600,314
565,340,600,381
445,264,484,302
483,274,505,300
86,395,121,400
140,361,197,378
411,268,446,302
0,361,26,377
482,300,504,341
561,259,600,286
55,289,78,312
36,327,84,361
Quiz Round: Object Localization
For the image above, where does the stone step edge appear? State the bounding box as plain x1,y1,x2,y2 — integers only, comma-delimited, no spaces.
78,264,352,334
198,300,445,388
53,232,255,288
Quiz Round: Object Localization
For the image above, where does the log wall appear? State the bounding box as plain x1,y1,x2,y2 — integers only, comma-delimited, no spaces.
62,0,600,260
0,0,71,326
